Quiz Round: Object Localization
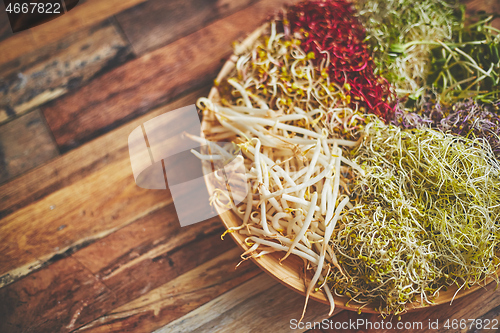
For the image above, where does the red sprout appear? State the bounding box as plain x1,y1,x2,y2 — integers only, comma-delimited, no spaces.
285,0,395,121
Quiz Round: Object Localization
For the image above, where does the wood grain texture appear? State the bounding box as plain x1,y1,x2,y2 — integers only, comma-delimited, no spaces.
0,1,13,43
0,109,58,184
155,273,342,333
0,88,210,288
42,0,300,152
71,204,182,275
469,303,500,333
72,210,228,276
0,88,207,221
75,248,260,332
0,155,172,287
0,257,117,333
0,0,147,67
0,19,134,124
115,0,258,55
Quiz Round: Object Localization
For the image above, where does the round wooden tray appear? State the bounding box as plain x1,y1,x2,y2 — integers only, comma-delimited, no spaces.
199,20,496,315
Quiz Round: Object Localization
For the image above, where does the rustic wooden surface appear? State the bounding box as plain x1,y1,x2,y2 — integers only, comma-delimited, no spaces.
0,19,134,124
0,110,58,183
0,0,499,332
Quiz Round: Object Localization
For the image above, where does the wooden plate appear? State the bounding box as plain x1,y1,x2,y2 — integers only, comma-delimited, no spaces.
199,21,496,315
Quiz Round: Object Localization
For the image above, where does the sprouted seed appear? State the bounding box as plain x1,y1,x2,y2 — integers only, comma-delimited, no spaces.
333,117,500,315
193,0,500,319
427,15,500,103
356,0,499,106
218,20,365,140
197,95,362,319
285,0,395,121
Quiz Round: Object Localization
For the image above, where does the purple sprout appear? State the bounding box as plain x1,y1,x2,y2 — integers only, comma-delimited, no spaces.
392,99,500,158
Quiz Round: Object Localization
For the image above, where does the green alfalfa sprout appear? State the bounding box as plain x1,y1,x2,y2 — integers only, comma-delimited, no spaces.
329,117,500,315
355,0,460,102
355,0,500,106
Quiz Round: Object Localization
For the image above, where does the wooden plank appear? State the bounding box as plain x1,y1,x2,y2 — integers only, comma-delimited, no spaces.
0,204,248,333
154,273,342,333
115,0,257,55
98,223,235,306
319,310,374,333
75,248,260,332
72,208,229,275
0,0,147,67
471,303,500,333
0,88,210,288
0,1,13,43
0,206,242,332
0,257,117,333
0,110,58,184
0,19,134,124
0,87,208,220
71,204,181,275
42,0,300,152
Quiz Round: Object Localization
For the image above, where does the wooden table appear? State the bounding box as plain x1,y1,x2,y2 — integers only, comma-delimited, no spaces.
0,0,499,332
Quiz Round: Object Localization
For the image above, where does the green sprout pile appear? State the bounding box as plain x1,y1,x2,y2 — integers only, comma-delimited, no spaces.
331,117,500,314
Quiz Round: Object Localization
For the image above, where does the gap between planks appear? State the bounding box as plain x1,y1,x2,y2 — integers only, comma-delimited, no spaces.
74,247,260,332
41,0,302,152
0,87,208,288
154,273,343,333
0,19,134,126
